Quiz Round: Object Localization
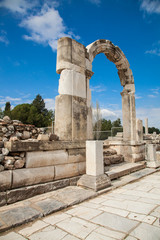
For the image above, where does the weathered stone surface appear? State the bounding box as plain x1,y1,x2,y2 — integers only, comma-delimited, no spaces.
0,141,4,148
37,134,49,141
0,206,42,229
7,179,70,204
0,232,27,240
12,166,55,188
4,140,85,152
35,198,67,216
0,165,4,171
0,154,4,162
14,159,25,169
86,141,104,176
49,134,59,141
0,192,6,206
77,174,111,191
104,154,124,165
26,150,68,168
2,148,9,156
103,148,117,156
55,163,79,180
58,69,86,98
0,171,12,190
68,149,85,163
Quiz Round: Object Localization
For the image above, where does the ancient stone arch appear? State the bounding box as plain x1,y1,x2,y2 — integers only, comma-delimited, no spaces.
55,37,136,142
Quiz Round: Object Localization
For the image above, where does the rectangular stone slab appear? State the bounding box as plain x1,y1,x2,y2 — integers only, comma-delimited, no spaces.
4,140,85,152
26,150,68,168
12,166,55,188
0,171,12,191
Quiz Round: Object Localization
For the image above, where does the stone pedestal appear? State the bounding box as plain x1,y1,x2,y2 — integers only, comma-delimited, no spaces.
146,144,160,168
77,141,111,191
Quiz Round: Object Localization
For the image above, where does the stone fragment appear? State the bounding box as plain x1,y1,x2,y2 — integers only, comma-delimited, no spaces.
0,154,4,162
37,134,49,141
3,116,11,122
2,127,7,133
2,148,9,155
0,141,4,148
0,164,4,171
0,192,6,206
8,125,14,131
49,133,59,141
22,131,31,139
9,136,19,141
14,159,25,169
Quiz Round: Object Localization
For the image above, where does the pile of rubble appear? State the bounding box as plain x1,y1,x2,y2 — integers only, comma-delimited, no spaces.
0,116,58,171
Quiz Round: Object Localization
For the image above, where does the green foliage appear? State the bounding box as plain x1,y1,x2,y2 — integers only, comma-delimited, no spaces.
148,127,160,134
9,94,54,127
11,104,31,124
4,102,11,117
0,108,3,119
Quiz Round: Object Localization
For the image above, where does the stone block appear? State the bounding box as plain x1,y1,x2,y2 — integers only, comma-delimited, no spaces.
0,192,7,206
68,149,85,163
77,174,111,191
146,144,156,161
56,37,85,74
78,161,86,175
55,163,80,180
12,166,55,188
26,150,68,168
54,95,72,140
37,134,49,141
86,141,104,176
4,140,85,152
54,95,87,141
0,170,12,191
7,179,70,204
136,119,143,142
58,69,86,98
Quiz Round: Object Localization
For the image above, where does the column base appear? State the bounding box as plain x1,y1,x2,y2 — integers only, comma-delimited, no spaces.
146,161,160,168
77,174,111,192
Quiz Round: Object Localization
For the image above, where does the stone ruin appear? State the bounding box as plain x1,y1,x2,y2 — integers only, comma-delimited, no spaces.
0,37,160,206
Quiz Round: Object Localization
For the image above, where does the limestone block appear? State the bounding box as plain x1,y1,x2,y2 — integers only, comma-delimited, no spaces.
58,69,86,98
85,58,92,72
124,84,135,93
86,141,104,176
55,163,80,180
26,150,68,168
0,170,12,191
37,134,49,141
68,149,85,163
56,37,85,74
145,144,156,161
78,161,86,175
54,95,72,140
156,151,160,161
12,166,55,188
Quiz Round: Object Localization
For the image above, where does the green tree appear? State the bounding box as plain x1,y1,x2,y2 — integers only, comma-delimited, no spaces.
148,127,160,134
11,104,31,124
4,102,11,117
0,108,3,119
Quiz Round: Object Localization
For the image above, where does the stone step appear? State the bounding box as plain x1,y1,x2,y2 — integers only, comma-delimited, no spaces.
105,162,146,180
103,148,117,156
116,132,123,137
104,154,124,166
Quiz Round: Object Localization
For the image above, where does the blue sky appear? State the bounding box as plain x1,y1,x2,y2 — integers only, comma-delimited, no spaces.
0,0,160,127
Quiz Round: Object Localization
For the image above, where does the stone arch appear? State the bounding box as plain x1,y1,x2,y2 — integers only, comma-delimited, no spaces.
55,37,136,142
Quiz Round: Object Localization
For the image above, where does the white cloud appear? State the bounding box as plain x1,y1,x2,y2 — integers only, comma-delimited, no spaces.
136,107,160,128
145,49,160,56
0,0,36,14
0,1,79,51
148,94,157,98
135,94,143,99
0,30,9,45
90,85,106,93
140,0,160,14
44,98,55,110
88,0,101,5
150,87,160,94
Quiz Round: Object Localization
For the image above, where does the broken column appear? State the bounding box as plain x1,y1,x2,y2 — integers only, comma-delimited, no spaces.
77,141,111,191
136,119,143,142
145,118,148,135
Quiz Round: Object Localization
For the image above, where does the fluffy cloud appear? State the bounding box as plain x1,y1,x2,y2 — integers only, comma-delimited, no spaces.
88,0,101,5
0,0,35,14
0,0,79,51
145,41,160,57
44,98,55,110
90,85,106,93
0,30,9,45
140,0,160,14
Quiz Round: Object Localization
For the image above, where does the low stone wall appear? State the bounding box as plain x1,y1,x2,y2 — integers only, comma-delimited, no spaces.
0,141,86,206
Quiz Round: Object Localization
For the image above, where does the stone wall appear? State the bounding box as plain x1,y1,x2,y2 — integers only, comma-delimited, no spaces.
0,140,86,206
